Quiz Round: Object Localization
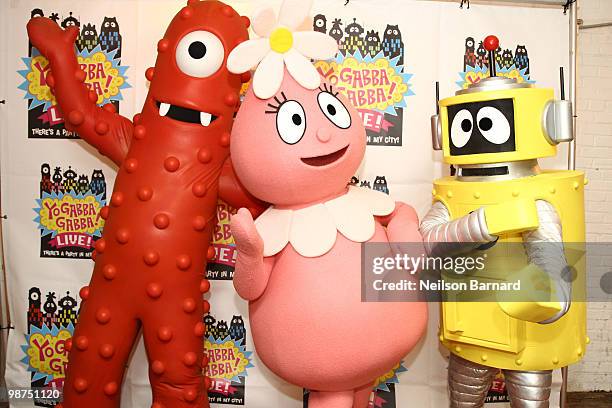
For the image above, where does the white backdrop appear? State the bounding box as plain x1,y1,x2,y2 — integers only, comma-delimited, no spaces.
0,0,570,407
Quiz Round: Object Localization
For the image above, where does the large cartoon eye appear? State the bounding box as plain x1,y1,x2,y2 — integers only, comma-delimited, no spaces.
450,109,473,148
477,106,511,144
318,92,351,129
316,20,325,27
111,22,116,28
176,31,225,78
277,101,307,145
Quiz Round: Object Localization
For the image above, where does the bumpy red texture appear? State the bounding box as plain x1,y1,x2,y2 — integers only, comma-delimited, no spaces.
26,1,257,407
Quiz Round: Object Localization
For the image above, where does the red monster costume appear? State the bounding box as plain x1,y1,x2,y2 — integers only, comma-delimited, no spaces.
26,1,256,407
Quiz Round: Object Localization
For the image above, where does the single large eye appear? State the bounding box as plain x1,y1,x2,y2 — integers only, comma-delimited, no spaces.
477,106,511,144
277,101,307,145
450,109,473,148
175,31,225,78
318,92,351,129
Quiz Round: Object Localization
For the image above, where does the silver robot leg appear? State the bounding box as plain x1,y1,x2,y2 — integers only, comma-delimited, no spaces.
449,354,498,408
503,370,553,408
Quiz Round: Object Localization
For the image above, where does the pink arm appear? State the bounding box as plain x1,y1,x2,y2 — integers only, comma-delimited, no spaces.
378,202,426,264
230,208,273,301
234,255,275,301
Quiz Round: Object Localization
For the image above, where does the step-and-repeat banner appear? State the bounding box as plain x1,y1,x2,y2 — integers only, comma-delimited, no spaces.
0,0,570,407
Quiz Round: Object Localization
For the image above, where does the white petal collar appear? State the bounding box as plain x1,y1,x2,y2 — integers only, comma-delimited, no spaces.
255,186,395,258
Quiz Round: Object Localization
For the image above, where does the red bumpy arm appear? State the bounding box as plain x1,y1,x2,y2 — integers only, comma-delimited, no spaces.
27,18,133,166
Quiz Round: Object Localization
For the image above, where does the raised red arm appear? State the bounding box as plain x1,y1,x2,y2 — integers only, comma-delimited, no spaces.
27,17,133,166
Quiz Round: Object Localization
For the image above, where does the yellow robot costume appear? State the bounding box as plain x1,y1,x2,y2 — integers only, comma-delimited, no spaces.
421,41,587,408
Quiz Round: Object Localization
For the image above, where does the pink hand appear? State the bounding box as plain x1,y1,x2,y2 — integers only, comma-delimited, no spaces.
231,208,264,257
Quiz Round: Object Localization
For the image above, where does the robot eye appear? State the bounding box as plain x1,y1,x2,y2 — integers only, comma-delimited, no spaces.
32,293,39,300
318,91,351,129
477,106,511,145
450,109,473,148
276,100,307,145
175,31,225,78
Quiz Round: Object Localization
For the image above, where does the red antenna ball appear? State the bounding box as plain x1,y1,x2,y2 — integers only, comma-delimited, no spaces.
484,35,499,52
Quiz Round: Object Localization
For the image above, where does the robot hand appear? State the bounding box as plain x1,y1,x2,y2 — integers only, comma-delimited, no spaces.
483,199,540,236
497,263,570,323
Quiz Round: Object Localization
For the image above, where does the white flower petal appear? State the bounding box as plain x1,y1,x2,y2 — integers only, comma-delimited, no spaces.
294,31,339,60
284,49,321,90
252,7,277,38
227,39,270,74
278,0,313,30
253,52,285,99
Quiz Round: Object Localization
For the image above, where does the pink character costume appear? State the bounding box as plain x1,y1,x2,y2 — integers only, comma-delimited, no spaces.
225,1,428,407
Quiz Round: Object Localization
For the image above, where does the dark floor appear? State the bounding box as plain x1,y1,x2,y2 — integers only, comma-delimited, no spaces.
568,392,612,407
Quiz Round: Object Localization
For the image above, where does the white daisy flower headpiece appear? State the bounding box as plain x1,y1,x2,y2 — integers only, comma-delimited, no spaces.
227,0,339,100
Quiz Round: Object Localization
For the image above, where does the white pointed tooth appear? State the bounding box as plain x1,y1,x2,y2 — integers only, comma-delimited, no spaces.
159,102,170,117
200,112,212,127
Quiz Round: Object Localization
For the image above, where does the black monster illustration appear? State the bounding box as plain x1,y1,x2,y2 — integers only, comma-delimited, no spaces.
62,166,78,194
464,37,476,70
42,292,58,327
40,163,53,196
204,314,217,338
57,291,78,326
77,23,98,52
77,174,90,195
373,176,389,195
501,48,514,69
329,18,344,44
476,41,489,68
382,24,403,60
60,12,80,30
229,315,247,344
99,17,122,58
216,320,229,340
89,169,107,200
514,45,530,75
28,287,43,329
51,166,63,194
341,18,365,55
313,14,327,34
365,30,381,57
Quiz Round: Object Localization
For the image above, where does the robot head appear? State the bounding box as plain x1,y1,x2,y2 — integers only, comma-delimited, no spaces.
431,36,573,168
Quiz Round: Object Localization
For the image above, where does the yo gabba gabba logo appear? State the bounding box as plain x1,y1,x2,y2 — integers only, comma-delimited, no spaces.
18,8,129,139
314,16,413,147
459,36,533,89
22,287,80,407
34,163,106,259
204,314,253,405
207,200,238,280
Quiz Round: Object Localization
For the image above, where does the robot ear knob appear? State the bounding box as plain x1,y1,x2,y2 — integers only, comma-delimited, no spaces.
431,114,443,151
543,100,574,145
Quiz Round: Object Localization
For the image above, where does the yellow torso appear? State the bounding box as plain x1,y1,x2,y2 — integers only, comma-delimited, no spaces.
433,170,587,370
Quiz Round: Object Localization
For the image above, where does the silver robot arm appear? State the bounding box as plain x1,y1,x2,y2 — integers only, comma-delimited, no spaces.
523,200,571,324
420,201,496,257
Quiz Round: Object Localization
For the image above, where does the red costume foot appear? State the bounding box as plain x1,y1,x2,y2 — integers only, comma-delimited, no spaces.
26,2,258,406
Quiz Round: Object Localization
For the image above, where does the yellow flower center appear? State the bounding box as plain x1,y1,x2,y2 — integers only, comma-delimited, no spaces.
270,27,293,54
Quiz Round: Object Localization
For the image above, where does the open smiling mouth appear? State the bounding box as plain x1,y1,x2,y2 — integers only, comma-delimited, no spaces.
155,101,218,127
301,146,349,167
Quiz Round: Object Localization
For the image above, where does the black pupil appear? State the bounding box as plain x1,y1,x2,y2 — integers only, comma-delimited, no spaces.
292,114,302,126
461,119,472,132
479,117,493,131
327,104,337,116
189,41,207,59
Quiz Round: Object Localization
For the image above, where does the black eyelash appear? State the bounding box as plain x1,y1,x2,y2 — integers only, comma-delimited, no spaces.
318,83,339,97
265,92,288,114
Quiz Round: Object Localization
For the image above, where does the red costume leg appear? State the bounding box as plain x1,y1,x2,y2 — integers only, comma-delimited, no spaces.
63,285,140,408
142,279,209,408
